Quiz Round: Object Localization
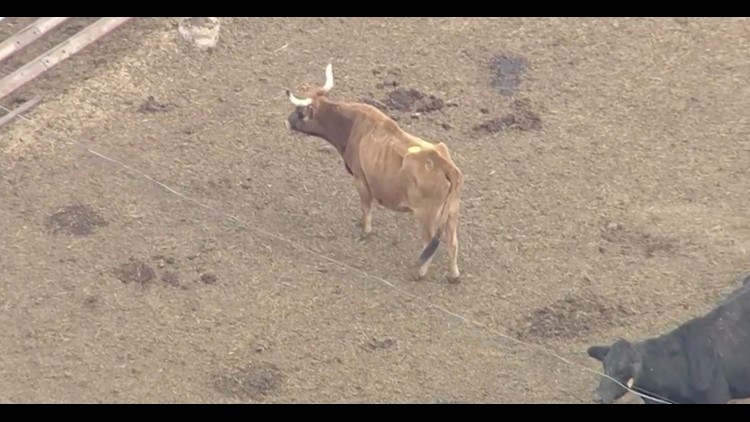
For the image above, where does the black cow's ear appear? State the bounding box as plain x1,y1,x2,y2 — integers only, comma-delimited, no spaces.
587,345,610,361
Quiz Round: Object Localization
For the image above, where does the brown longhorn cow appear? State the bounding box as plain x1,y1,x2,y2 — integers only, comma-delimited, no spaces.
284,63,464,283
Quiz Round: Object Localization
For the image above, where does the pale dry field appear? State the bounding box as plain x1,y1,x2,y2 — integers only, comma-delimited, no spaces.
1,17,749,403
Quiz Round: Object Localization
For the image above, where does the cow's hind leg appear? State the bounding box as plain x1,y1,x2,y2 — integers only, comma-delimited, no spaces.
442,207,460,283
412,209,438,281
354,178,373,241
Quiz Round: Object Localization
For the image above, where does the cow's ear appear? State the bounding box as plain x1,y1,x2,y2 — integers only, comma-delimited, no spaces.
587,345,610,361
303,103,316,120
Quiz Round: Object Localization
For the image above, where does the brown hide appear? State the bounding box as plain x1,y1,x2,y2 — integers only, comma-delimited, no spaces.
285,64,463,282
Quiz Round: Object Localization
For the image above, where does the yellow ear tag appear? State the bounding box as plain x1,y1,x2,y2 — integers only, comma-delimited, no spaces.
407,146,422,154
626,378,634,389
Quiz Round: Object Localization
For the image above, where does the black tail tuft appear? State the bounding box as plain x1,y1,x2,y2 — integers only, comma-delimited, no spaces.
419,233,441,264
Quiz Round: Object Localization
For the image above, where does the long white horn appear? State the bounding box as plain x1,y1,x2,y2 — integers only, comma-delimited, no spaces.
287,90,312,107
322,63,333,92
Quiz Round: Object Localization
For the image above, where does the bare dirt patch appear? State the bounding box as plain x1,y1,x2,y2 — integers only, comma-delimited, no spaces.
151,254,177,268
212,362,284,401
366,66,452,115
138,95,176,113
83,295,101,310
113,259,157,285
474,98,542,133
113,254,207,288
161,271,180,286
385,88,445,113
44,203,108,237
372,65,402,87
490,54,529,96
515,293,635,341
599,221,679,258
364,337,396,352
199,272,218,284
362,87,446,116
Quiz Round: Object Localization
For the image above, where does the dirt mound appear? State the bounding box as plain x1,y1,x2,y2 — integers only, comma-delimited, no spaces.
599,221,678,258
212,362,284,401
113,259,157,285
44,203,108,237
474,98,542,133
515,293,635,340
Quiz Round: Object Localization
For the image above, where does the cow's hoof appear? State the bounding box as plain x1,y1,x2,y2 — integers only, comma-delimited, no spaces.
411,269,426,281
445,273,461,284
356,233,370,243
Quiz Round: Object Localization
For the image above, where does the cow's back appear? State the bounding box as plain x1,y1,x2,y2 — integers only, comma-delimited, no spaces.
666,282,750,400
638,283,750,402
352,123,429,209
710,283,750,397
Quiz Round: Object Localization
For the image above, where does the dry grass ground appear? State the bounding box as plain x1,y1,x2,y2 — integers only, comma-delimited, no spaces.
1,17,749,403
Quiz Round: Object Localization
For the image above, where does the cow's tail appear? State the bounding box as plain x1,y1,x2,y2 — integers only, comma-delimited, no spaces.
418,147,463,265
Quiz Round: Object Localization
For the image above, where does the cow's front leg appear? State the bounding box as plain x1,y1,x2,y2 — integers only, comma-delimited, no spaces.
354,178,373,241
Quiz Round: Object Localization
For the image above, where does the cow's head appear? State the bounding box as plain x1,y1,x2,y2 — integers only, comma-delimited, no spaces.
586,338,643,404
285,63,334,136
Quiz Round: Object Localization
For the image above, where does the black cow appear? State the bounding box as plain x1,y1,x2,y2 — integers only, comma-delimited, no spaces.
586,273,750,404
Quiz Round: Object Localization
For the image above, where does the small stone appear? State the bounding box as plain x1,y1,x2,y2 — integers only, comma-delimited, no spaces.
178,17,221,50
